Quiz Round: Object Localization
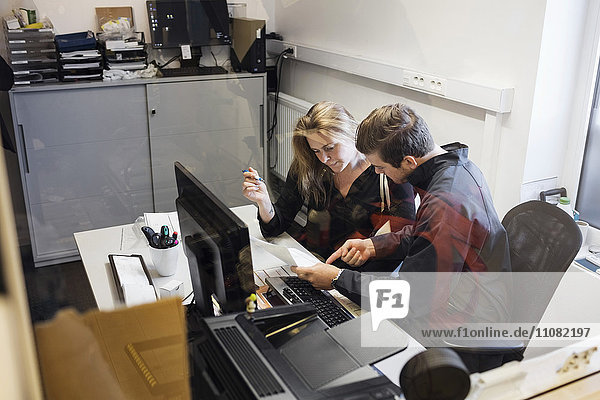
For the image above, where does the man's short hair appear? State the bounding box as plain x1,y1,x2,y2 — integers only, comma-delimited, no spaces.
356,104,434,167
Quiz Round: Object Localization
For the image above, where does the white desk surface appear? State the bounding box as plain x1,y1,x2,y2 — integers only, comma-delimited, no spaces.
74,221,193,311
73,204,320,311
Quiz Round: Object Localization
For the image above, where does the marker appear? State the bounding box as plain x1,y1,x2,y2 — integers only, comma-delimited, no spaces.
159,225,169,248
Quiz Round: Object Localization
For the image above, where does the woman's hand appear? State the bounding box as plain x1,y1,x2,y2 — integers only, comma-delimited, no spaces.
242,167,274,222
242,167,269,203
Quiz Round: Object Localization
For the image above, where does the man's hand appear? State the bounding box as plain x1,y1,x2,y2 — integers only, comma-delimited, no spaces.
291,263,340,290
326,238,375,267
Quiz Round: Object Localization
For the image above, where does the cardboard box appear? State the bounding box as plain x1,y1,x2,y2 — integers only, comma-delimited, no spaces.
96,6,134,31
35,298,190,399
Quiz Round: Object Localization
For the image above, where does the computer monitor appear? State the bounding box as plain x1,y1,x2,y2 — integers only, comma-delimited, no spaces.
147,0,231,49
174,162,254,317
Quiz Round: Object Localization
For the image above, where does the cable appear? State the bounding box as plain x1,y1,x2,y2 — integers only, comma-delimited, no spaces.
267,48,294,169
157,54,181,69
210,51,218,67
267,48,293,141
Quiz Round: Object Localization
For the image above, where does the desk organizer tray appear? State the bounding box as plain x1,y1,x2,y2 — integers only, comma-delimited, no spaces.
55,31,97,52
8,38,55,49
105,49,147,62
59,70,103,82
6,27,54,40
10,47,57,58
10,52,57,63
14,72,58,85
10,59,58,73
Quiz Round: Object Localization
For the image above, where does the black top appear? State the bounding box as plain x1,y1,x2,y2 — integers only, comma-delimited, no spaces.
260,165,415,268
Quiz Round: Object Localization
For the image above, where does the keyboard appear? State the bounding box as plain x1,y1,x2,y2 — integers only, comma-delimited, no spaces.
266,276,353,328
160,65,228,77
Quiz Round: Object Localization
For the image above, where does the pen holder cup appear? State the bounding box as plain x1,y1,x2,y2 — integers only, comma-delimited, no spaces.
148,244,179,277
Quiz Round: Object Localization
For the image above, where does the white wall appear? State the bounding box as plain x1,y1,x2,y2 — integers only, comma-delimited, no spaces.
4,0,595,216
272,0,593,217
524,0,588,184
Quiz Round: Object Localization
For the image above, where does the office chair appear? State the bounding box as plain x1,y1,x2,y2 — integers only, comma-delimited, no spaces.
450,200,582,372
502,200,582,345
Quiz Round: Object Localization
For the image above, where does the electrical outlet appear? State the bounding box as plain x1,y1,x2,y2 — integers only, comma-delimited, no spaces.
402,70,446,96
283,42,297,58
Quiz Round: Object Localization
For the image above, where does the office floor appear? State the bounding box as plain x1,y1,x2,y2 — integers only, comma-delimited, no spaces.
23,257,97,323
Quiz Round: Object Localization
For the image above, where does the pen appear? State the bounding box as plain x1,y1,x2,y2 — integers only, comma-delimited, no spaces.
242,169,263,182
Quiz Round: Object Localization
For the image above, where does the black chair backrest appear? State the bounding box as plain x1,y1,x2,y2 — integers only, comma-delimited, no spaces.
502,200,582,273
502,200,582,325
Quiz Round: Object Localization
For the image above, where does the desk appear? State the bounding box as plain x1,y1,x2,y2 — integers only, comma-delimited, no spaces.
73,205,313,311
74,222,193,311
74,205,320,311
74,204,424,387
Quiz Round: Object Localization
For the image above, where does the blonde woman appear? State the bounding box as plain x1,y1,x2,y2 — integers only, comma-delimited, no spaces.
242,101,415,271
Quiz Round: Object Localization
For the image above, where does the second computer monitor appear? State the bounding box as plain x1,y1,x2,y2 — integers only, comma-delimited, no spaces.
147,0,231,49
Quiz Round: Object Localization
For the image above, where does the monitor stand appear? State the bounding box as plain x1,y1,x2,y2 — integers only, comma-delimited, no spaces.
180,56,201,68
180,46,202,68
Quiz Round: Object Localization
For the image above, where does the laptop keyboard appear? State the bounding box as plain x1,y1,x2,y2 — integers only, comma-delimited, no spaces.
270,276,353,328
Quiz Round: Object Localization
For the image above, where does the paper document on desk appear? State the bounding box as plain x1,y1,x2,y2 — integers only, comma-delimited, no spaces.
144,211,180,234
250,237,320,267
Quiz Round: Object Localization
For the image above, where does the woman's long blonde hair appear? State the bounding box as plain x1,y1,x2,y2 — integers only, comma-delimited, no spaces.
289,101,360,207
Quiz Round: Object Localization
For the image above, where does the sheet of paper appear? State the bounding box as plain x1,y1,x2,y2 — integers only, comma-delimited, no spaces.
289,248,320,267
144,211,180,235
112,255,148,285
122,284,157,307
250,236,320,267
120,224,146,251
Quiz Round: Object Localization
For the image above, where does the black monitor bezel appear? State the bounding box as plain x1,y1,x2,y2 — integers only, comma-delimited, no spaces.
146,0,231,49
175,161,253,316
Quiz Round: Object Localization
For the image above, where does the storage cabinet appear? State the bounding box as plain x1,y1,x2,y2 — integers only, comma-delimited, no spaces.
11,85,153,266
147,76,265,211
9,74,266,266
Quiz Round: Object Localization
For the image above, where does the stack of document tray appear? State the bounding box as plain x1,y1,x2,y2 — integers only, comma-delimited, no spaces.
4,24,58,85
55,31,103,82
100,32,148,71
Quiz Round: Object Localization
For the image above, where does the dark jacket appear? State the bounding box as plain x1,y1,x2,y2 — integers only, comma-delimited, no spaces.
260,165,415,268
334,143,511,302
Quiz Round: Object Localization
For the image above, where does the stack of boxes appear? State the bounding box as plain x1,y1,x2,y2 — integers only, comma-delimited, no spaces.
3,22,58,85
